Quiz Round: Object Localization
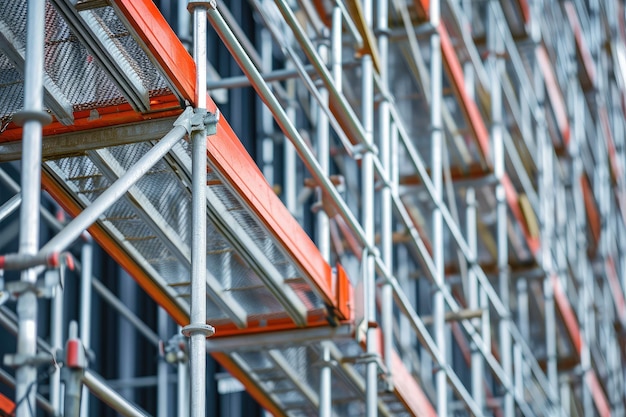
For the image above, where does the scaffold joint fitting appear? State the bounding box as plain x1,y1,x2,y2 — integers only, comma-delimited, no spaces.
181,323,215,338
187,0,216,11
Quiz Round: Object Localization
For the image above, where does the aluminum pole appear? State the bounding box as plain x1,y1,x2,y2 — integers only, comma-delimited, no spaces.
534,35,558,405
206,7,368,251
14,0,48,414
79,238,93,417
361,1,377,415
157,307,170,417
82,370,147,417
466,188,484,413
49,269,63,414
315,24,332,417
0,194,21,223
429,0,447,415
516,278,529,400
377,0,394,386
489,4,513,416
178,339,190,417
184,4,216,417
319,344,332,417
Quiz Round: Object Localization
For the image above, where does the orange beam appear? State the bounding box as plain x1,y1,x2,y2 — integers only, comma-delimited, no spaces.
441,22,540,256
390,350,437,417
516,0,531,24
411,0,430,22
0,393,13,417
580,174,601,246
205,117,340,315
502,175,540,255
605,257,626,329
111,0,196,104
450,322,503,417
552,275,611,417
112,0,344,317
536,46,571,146
564,1,596,90
213,352,287,417
599,106,623,183
439,24,491,166
1,94,183,142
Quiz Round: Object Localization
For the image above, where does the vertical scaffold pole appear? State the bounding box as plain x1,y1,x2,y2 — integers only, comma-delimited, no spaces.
183,3,216,417
466,188,484,412
377,0,393,387
535,33,558,410
361,0,377,415
79,236,93,417
317,12,332,417
488,3,513,416
429,0,447,415
12,0,50,415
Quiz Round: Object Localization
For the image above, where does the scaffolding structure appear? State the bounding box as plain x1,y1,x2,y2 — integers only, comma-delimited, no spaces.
0,0,626,416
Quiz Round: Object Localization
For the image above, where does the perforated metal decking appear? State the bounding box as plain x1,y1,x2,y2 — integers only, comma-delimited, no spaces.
2,0,626,415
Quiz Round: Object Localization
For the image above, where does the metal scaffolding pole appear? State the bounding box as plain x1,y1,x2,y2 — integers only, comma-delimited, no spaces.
316,15,332,417
82,370,147,417
466,188,484,413
535,36,558,406
429,0,447,415
79,237,93,417
378,0,394,387
183,3,216,417
489,3,513,416
361,1,377,415
49,268,63,414
11,0,48,415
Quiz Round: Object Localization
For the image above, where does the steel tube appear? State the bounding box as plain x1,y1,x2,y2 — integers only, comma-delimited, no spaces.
271,0,369,146
15,0,47,414
0,194,21,223
315,18,331,417
50,270,63,414
466,188,484,413
177,327,191,417
39,123,188,256
360,0,377,414
157,308,170,417
489,6,513,416
376,0,394,388
190,118,209,417
188,4,212,417
516,277,529,401
331,8,342,92
0,368,55,415
82,370,147,417
319,344,332,417
206,8,368,249
91,278,160,346
207,65,317,90
79,238,93,417
429,0,447,415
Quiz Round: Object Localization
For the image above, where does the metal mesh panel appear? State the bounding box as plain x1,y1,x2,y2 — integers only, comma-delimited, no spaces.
90,6,169,95
0,1,27,48
43,2,127,110
0,56,23,121
206,180,324,311
0,1,173,121
227,340,418,417
44,134,330,324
